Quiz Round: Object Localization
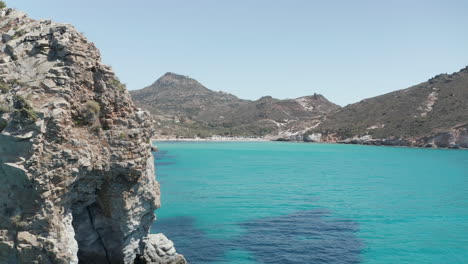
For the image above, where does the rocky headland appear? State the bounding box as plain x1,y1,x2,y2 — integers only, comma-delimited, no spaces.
0,7,186,264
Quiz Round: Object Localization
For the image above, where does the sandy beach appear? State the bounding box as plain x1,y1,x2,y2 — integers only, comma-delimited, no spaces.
153,136,270,142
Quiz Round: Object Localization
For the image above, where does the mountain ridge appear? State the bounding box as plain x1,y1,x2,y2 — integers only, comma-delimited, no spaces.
301,66,468,148
131,67,467,148
130,73,340,138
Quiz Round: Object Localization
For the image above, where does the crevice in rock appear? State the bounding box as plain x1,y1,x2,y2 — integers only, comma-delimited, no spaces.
86,206,111,264
72,204,111,264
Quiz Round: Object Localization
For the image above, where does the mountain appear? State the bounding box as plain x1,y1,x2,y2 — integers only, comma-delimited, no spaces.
0,7,185,263
303,67,468,148
130,73,340,137
130,72,246,121
131,68,468,148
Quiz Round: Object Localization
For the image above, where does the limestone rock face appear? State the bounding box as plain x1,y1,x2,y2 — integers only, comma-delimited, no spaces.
136,234,187,264
0,8,186,264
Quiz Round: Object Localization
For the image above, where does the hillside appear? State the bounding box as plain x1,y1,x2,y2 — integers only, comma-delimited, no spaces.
130,73,340,138
305,66,468,148
131,68,468,148
130,72,245,120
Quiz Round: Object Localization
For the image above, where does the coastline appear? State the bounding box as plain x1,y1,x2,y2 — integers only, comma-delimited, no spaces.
151,137,467,150
153,136,270,142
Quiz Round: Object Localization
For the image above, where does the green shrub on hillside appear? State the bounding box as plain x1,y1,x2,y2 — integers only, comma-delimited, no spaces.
0,1,6,9
0,80,9,93
109,78,126,92
80,101,100,124
13,95,38,122
13,29,26,39
10,215,28,230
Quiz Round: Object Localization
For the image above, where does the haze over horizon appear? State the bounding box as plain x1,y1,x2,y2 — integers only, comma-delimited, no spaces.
11,0,468,106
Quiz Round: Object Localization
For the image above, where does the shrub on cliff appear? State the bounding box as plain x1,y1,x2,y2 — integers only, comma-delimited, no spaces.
13,95,38,122
109,78,126,92
10,215,28,230
0,1,6,9
0,80,10,93
13,29,27,39
80,100,101,124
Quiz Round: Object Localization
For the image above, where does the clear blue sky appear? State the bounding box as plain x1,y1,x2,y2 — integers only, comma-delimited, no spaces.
10,0,468,106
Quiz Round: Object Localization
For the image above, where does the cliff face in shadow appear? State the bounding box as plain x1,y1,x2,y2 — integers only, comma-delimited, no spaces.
0,8,185,264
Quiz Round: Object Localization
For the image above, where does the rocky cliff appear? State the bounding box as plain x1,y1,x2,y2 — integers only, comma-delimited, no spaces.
302,67,468,148
0,7,186,264
130,73,340,138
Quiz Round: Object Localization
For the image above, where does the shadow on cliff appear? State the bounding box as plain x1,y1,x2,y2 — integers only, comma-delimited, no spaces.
151,209,362,264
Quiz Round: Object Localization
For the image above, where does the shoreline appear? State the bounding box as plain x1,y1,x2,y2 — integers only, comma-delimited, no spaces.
151,137,467,150
153,136,270,142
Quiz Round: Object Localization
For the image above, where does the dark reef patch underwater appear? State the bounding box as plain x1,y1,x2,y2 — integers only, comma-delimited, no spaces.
154,144,362,263
151,209,362,264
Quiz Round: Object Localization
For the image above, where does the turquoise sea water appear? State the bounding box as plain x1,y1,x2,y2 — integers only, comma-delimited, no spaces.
151,142,468,264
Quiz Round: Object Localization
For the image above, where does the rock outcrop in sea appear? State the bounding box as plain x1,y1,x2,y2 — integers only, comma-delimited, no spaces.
0,7,186,263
